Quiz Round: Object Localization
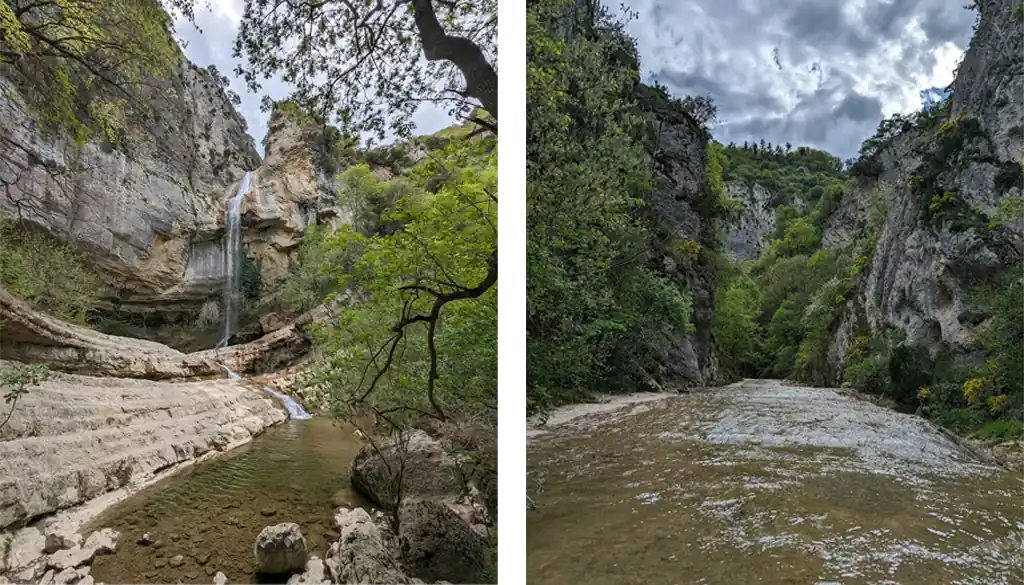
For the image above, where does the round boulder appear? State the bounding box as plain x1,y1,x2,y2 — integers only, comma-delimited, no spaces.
254,523,308,575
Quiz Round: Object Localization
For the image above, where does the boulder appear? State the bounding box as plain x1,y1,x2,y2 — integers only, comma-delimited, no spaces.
324,508,409,585
254,523,308,575
350,431,462,510
398,499,491,584
83,528,119,556
46,546,93,571
213,572,228,585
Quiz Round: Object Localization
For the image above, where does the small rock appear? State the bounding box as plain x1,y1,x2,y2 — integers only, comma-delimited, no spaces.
13,566,40,583
260,508,277,517
152,540,165,550
185,570,199,580
47,546,94,570
137,533,154,546
44,533,65,554
154,558,168,569
79,577,95,585
83,529,119,556
38,570,56,585
214,571,228,585
169,555,186,568
170,533,182,542
286,556,326,584
205,566,217,576
196,552,212,565
62,534,84,550
53,567,78,584
253,523,308,574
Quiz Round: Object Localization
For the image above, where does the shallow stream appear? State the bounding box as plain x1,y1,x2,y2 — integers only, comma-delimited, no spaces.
526,380,1023,585
88,418,368,584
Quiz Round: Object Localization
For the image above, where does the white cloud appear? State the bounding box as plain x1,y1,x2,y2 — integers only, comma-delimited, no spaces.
618,0,976,158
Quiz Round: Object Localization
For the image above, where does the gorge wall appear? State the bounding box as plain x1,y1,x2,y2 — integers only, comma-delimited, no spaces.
822,0,1022,381
716,0,1022,395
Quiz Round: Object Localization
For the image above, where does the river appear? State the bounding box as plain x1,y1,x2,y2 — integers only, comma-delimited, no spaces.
88,418,368,584
526,380,1023,585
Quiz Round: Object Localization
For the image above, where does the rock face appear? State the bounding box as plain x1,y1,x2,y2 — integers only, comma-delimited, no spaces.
348,431,492,583
254,523,309,575
637,85,719,387
0,362,286,531
398,499,491,584
819,0,1022,381
0,288,219,379
0,62,259,313
725,182,776,260
350,430,464,510
238,110,346,284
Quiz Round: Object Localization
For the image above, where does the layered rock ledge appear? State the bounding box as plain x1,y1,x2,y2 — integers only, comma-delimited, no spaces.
0,364,287,534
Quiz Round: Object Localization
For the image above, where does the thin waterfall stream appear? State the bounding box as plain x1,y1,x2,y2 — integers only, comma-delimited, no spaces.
214,171,311,421
217,171,251,349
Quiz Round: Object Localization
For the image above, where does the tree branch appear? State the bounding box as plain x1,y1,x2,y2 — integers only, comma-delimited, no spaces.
411,0,498,122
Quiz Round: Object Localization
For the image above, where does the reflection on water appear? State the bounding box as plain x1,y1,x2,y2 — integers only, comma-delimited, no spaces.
527,382,1024,585
89,418,369,584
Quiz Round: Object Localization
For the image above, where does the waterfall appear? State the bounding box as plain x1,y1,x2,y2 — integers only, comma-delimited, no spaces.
219,364,312,420
217,171,252,349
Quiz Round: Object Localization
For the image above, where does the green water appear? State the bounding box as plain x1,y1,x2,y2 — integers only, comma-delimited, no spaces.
89,418,369,584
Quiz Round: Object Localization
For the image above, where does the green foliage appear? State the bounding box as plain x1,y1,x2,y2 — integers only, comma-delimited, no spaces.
274,223,359,314
712,258,761,380
720,142,847,208
994,161,1023,194
239,252,262,307
526,0,697,413
0,218,104,323
975,419,1023,441
2,0,183,144
301,136,497,428
774,218,820,256
193,0,497,143
1,364,53,432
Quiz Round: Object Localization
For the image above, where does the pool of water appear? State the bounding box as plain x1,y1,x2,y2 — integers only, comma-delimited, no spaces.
527,381,1024,585
89,418,369,584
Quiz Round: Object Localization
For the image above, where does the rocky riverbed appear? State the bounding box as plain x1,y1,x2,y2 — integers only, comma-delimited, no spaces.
527,380,1023,585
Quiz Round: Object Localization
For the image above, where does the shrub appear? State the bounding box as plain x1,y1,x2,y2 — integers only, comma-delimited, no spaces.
0,217,104,323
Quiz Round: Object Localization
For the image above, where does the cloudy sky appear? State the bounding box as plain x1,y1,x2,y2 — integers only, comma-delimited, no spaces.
172,2,452,155
618,0,977,159
178,1,977,160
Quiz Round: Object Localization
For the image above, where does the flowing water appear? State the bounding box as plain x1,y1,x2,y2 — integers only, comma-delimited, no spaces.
218,171,252,349
89,419,369,584
527,380,1024,585
222,365,312,421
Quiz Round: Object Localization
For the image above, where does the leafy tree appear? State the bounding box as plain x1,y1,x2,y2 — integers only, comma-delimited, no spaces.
0,0,183,144
526,0,697,412
166,0,498,142
301,136,497,426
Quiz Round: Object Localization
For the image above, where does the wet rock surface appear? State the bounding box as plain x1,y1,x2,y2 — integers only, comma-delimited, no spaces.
527,380,1023,585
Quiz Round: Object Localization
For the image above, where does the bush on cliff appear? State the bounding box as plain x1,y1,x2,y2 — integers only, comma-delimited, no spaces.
0,218,104,324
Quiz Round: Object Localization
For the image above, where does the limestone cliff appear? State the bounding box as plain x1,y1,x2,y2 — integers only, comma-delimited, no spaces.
0,62,261,314
725,182,776,261
821,0,1022,381
637,85,720,388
